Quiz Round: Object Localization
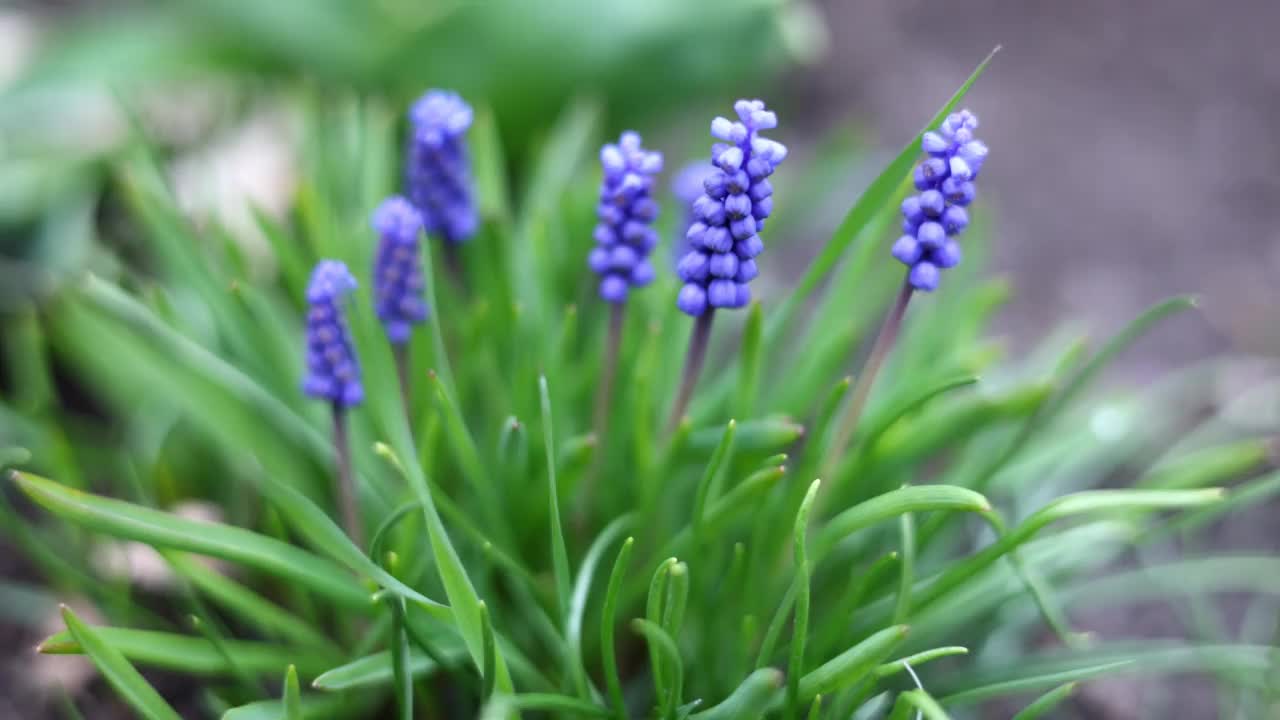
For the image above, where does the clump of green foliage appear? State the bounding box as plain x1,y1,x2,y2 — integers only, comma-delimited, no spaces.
1,55,1278,720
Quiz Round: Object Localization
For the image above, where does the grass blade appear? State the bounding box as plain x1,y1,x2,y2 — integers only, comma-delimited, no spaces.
12,472,371,610
692,420,737,547
634,619,684,720
1011,682,1077,720
568,514,630,700
601,536,635,717
540,374,573,627
59,606,182,720
786,479,822,719
691,668,783,720
283,665,302,720
816,485,991,557
389,599,413,720
888,690,950,720
40,626,332,677
797,625,909,701
874,648,969,679
479,601,496,701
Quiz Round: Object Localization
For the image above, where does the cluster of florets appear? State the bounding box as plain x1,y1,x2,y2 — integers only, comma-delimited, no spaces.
892,109,988,291
302,261,363,408
406,90,478,245
674,100,787,317
587,132,663,303
371,196,429,344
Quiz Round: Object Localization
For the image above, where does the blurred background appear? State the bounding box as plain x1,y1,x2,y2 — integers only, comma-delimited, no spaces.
0,1,1277,717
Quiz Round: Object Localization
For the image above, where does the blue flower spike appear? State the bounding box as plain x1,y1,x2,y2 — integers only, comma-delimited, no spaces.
588,131,664,304
303,260,363,409
406,90,478,246
372,196,429,345
894,109,988,291
676,99,787,317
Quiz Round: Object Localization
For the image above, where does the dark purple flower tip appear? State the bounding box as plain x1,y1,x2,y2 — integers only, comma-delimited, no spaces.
304,260,363,407
372,196,429,344
406,89,477,246
590,131,662,304
894,108,986,291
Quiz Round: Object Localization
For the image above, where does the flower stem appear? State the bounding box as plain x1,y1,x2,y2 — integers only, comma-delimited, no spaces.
822,277,915,480
667,310,715,433
579,304,625,527
592,303,626,444
332,404,364,547
443,242,465,290
392,342,413,430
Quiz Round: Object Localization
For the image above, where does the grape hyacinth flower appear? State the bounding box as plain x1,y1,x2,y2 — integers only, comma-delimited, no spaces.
304,260,363,408
823,108,990,478
667,99,787,429
372,196,429,345
671,161,715,267
588,132,663,480
892,109,988,292
675,100,787,317
302,259,364,543
587,131,663,305
371,196,429,423
406,90,477,277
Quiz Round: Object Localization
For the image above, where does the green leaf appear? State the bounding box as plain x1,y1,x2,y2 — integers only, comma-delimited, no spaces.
858,376,980,453
1139,439,1269,490
222,694,354,720
40,626,333,677
479,601,496,701
692,420,738,546
634,618,684,720
874,647,969,679
940,644,1276,705
539,374,573,628
490,693,612,717
914,489,1224,615
816,485,991,557
389,599,413,720
893,510,915,625
786,480,822,719
888,690,950,720
568,514,630,700
59,606,182,720
163,552,340,654
601,536,635,718
736,303,764,419
0,446,31,469
796,625,909,702
1011,682,1077,720
372,442,513,691
12,472,371,610
691,668,782,720
688,417,803,453
313,648,461,691
283,665,302,720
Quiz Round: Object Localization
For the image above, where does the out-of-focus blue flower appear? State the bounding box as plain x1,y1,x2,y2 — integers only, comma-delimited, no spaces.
588,131,663,304
675,99,786,316
303,260,363,408
893,109,988,292
372,196,428,344
406,90,478,246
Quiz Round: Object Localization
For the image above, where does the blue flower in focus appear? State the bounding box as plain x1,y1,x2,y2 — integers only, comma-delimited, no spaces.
372,196,428,345
406,90,478,246
671,161,716,268
303,260,363,408
893,109,989,292
587,131,663,304
676,99,787,316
